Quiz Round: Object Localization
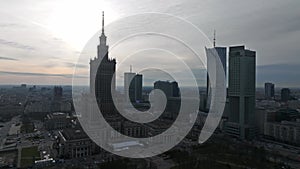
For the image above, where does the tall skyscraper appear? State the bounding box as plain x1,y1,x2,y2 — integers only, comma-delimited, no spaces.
124,70,143,103
134,74,143,101
124,72,135,102
90,12,116,112
206,47,227,110
264,82,275,99
226,46,256,140
281,88,290,102
206,31,227,110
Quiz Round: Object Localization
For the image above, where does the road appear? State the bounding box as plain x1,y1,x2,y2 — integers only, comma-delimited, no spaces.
0,115,20,149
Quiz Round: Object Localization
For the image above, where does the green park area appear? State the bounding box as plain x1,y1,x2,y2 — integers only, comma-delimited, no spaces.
20,122,35,133
167,137,288,169
20,146,40,168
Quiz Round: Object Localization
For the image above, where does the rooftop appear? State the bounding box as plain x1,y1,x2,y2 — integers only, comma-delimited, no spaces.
60,126,89,141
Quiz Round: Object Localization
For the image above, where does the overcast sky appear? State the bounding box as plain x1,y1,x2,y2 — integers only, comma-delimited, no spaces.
0,0,300,87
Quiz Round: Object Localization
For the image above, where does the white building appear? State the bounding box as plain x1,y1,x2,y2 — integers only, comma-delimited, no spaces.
264,119,300,145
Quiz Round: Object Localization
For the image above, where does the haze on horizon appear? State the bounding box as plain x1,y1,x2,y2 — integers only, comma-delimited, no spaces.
0,0,300,87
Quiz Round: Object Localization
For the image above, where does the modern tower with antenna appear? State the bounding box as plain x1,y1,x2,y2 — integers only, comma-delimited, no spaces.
213,29,216,47
205,30,227,111
124,65,143,103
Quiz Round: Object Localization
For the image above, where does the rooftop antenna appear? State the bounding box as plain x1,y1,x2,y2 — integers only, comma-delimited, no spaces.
213,29,216,47
101,11,105,35
130,65,132,73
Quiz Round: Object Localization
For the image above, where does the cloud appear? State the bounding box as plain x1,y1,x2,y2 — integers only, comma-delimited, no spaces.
0,70,88,79
257,63,300,87
64,62,88,69
0,23,20,28
0,38,35,51
0,56,18,61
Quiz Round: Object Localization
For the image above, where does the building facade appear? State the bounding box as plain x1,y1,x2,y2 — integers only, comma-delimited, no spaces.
124,72,143,103
225,46,257,140
154,81,179,98
45,112,71,130
264,120,300,145
264,82,275,99
206,47,227,110
58,127,100,159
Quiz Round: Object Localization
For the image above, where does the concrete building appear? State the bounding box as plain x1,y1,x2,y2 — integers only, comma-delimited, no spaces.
225,46,257,140
50,101,72,113
45,112,71,130
264,82,275,99
25,102,50,113
264,120,300,145
122,121,147,138
58,127,100,159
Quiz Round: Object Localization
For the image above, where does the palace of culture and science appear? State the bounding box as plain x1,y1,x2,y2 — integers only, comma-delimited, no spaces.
89,12,116,114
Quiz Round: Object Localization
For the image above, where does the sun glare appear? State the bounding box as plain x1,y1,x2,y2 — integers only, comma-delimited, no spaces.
46,0,119,50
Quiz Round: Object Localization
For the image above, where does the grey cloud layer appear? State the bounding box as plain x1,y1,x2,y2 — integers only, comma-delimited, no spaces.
0,38,35,51
0,71,87,79
257,63,300,87
0,56,18,61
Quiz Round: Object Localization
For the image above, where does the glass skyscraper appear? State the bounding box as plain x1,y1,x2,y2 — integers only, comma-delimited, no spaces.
225,46,257,140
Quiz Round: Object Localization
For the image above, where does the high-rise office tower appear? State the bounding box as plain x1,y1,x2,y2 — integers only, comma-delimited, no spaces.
281,88,290,102
153,81,180,117
134,74,143,101
206,31,227,110
154,81,180,98
206,47,227,110
124,70,143,103
124,71,135,102
90,12,116,112
226,46,256,140
264,82,275,99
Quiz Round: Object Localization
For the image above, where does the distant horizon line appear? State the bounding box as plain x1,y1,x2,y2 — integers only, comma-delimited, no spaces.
0,84,299,89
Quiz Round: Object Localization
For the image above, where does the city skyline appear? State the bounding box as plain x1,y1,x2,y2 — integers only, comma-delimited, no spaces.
0,2,300,168
0,0,300,87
